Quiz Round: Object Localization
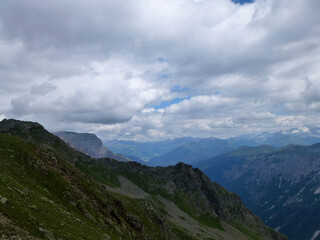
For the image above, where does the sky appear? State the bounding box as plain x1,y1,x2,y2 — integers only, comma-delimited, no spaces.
1,0,320,141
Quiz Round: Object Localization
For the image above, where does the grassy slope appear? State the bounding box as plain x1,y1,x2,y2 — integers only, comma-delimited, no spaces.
0,134,120,239
0,134,174,239
0,133,221,240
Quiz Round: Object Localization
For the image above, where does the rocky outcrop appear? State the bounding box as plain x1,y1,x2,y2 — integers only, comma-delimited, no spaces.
55,131,129,162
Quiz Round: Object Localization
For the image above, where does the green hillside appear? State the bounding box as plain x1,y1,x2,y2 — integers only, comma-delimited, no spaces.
0,119,287,240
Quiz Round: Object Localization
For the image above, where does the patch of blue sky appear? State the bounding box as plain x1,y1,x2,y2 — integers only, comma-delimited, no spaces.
170,85,189,93
157,57,168,63
152,97,191,110
232,0,254,4
161,74,172,80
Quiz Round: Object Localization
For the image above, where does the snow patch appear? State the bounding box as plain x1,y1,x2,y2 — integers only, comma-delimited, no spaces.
268,205,275,210
314,187,320,195
297,186,306,196
267,214,277,221
275,226,281,231
292,126,310,134
278,178,282,188
283,195,303,206
311,230,320,240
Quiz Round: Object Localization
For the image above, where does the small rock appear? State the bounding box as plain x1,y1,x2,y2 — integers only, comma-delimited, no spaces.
29,205,38,210
102,234,112,240
0,197,7,204
126,215,143,232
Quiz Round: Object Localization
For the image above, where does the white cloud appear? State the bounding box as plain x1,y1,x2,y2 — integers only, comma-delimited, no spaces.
0,0,320,140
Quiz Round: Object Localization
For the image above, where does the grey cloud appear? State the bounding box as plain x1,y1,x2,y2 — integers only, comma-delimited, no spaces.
302,80,320,105
10,96,31,116
7,57,166,125
62,112,133,125
31,82,57,95
1,0,320,140
10,93,133,125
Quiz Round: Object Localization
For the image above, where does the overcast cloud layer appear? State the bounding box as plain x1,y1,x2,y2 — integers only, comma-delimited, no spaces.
1,0,320,140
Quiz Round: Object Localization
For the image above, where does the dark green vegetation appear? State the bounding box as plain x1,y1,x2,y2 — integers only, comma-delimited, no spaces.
0,119,287,239
197,144,320,240
0,134,128,239
78,159,286,239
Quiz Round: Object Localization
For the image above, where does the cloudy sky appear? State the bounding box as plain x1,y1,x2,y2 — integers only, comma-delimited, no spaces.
1,0,320,141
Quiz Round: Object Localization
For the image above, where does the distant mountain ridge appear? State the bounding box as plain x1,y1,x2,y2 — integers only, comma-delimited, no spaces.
104,137,195,162
229,126,320,147
196,143,320,240
148,138,234,166
105,126,320,167
55,131,130,162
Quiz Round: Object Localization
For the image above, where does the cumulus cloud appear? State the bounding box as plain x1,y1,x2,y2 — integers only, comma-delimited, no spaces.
0,0,320,140
9,56,168,124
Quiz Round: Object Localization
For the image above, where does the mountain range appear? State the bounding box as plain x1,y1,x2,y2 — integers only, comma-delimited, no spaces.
147,138,234,166
105,126,320,167
196,144,320,240
228,126,320,148
0,119,286,240
103,126,320,239
104,137,195,162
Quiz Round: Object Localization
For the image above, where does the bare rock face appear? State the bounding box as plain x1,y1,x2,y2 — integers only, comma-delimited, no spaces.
55,131,129,162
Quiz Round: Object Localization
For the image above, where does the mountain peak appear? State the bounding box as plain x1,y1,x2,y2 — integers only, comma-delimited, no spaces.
281,126,312,135
0,118,44,132
55,131,130,162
